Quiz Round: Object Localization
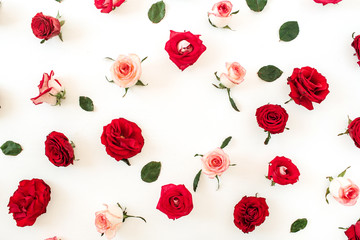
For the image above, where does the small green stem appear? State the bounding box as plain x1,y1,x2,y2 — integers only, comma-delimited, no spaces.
284,98,293,104
123,214,146,223
264,132,271,145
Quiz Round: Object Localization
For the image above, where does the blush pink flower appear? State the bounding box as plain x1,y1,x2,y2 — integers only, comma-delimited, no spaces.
313,0,342,5
95,204,123,239
329,177,360,206
208,1,235,28
219,62,246,88
201,147,230,178
30,71,65,106
110,54,142,88
45,237,60,240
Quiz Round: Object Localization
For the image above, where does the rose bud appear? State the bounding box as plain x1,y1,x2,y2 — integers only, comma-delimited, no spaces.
165,30,206,71
95,0,125,13
344,220,360,240
208,1,237,28
45,131,75,167
313,0,342,5
329,177,359,206
31,12,64,43
95,203,146,240
267,156,300,185
31,71,66,106
8,178,51,227
351,34,360,67
156,184,193,220
233,195,269,233
255,104,289,145
219,62,246,89
287,66,329,110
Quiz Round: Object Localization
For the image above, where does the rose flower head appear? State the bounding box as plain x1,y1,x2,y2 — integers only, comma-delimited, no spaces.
31,71,65,106
208,1,238,29
31,12,64,43
267,156,300,185
45,131,75,167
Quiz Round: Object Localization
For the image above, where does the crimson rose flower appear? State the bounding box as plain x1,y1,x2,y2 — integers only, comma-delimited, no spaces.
287,66,329,110
267,156,300,185
348,117,360,148
45,131,75,167
95,0,125,13
345,221,360,240
165,30,206,71
255,104,288,144
313,0,342,5
8,178,51,227
101,118,144,165
156,184,193,220
351,34,360,67
233,196,269,233
31,12,61,41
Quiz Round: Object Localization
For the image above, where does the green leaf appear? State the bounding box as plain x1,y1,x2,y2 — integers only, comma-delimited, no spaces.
79,96,94,112
60,20,65,27
135,80,148,86
58,32,63,42
279,21,299,42
290,218,308,233
231,10,239,15
122,159,130,166
40,39,46,44
246,0,268,12
208,18,218,28
194,154,203,157
258,65,283,82
214,72,220,81
223,25,233,31
141,161,161,183
105,57,115,61
326,176,334,182
226,88,240,112
338,166,351,177
1,141,22,156
325,187,330,204
193,169,202,192
123,88,129,97
220,136,232,149
271,181,275,186
148,1,165,23
56,11,61,19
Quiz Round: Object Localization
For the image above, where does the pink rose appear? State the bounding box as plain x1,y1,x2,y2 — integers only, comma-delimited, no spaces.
201,147,230,178
31,71,65,106
110,54,142,88
208,1,234,28
219,62,246,88
95,0,125,13
329,177,360,206
95,204,123,240
313,0,342,5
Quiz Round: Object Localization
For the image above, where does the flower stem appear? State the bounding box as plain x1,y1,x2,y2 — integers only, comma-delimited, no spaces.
264,132,271,145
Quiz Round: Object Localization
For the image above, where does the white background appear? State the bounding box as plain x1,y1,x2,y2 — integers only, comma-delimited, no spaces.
1,0,360,239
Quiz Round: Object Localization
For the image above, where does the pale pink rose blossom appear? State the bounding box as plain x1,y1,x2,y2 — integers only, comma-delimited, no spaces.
201,147,230,178
208,1,233,28
31,71,65,105
219,62,246,88
95,204,123,239
110,54,142,88
329,177,360,206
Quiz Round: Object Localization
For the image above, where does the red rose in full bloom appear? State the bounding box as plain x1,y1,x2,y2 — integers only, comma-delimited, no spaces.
31,13,61,40
8,178,51,227
345,221,360,240
233,196,269,233
165,30,207,71
45,131,75,167
287,66,329,110
95,0,125,13
156,184,193,220
313,0,342,5
101,118,144,164
348,117,360,148
267,156,300,185
351,34,360,67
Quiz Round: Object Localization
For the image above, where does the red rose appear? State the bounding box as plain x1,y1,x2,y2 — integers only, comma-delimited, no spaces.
348,117,360,148
256,104,288,144
101,118,144,164
345,221,360,240
233,196,269,233
156,184,193,220
8,178,51,227
313,0,342,5
31,12,61,40
45,131,75,167
287,66,329,110
165,30,207,71
267,156,300,185
95,0,125,13
351,34,360,67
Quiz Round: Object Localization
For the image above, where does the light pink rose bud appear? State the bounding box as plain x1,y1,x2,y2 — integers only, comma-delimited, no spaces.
219,62,246,88
95,204,123,240
31,71,65,105
208,1,233,28
110,54,142,88
329,177,360,206
201,147,230,178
